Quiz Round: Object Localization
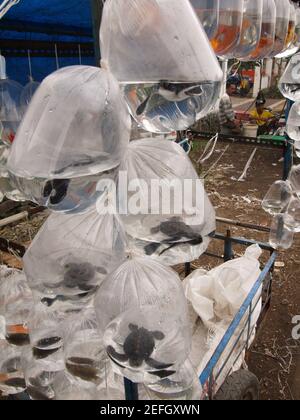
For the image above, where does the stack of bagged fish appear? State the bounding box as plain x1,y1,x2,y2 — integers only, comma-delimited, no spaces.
1,0,223,400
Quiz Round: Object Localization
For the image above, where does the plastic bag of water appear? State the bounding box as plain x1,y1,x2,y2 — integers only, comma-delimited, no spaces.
100,0,222,133
94,257,189,335
118,138,216,265
7,66,131,210
63,308,108,386
262,180,293,215
0,56,22,146
287,101,300,141
103,305,191,383
24,206,127,311
279,53,300,101
0,341,26,396
20,80,40,115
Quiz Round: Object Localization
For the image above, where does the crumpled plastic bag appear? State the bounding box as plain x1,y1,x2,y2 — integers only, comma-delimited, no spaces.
118,139,216,265
184,244,262,329
24,206,127,310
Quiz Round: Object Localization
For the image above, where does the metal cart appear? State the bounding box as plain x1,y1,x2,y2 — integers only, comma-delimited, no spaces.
124,222,277,401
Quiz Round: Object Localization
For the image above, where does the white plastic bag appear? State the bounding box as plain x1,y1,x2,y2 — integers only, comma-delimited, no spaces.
184,245,262,328
119,139,216,265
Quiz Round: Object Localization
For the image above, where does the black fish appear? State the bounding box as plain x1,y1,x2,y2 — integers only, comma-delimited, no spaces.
5,333,30,347
43,179,70,205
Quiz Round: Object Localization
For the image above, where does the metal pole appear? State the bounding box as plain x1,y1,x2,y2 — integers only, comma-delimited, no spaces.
283,100,293,180
124,378,139,401
224,230,233,262
90,0,104,66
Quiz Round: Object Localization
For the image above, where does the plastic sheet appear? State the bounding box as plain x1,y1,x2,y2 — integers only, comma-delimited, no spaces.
118,139,216,265
7,66,131,179
24,207,127,310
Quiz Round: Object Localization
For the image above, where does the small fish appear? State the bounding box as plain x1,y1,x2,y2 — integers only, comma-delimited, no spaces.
36,336,62,349
66,357,99,383
5,333,30,347
4,377,26,389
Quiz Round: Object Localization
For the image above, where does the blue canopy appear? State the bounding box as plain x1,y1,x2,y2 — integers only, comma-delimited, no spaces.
0,0,98,85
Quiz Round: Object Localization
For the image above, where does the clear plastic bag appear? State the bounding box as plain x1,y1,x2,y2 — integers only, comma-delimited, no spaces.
144,359,201,400
24,207,127,310
100,0,222,133
21,345,63,400
94,257,190,336
268,0,290,56
287,101,300,141
7,66,131,180
28,304,65,362
279,53,300,101
20,80,40,115
262,180,293,215
100,0,222,85
103,305,191,383
0,145,26,202
52,371,98,400
63,308,108,386
118,139,216,265
289,164,300,196
0,266,33,347
0,341,26,395
269,213,294,250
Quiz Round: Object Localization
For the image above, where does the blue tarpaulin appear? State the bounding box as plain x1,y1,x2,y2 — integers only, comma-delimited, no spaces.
0,0,97,85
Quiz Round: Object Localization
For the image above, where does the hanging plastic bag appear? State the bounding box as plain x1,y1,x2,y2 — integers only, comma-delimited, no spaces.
118,139,216,265
100,0,222,133
63,308,108,386
0,341,26,396
52,371,98,400
20,80,40,115
21,345,63,400
279,53,300,101
248,0,276,61
0,145,26,202
190,0,220,41
184,245,262,329
0,69,22,146
0,266,33,347
103,305,191,383
95,256,190,335
24,206,127,310
28,303,66,363
7,66,131,211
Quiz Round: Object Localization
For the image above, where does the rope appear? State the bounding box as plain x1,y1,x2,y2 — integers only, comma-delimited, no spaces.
197,133,219,164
